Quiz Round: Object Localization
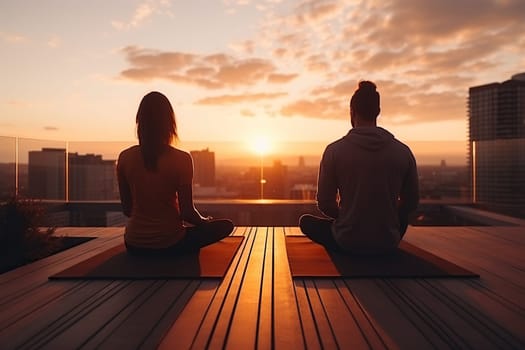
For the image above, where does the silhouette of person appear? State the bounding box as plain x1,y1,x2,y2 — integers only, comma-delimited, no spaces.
299,81,419,254
117,91,234,255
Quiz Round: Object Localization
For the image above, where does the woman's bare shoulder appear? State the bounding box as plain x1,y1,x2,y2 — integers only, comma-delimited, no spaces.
167,146,191,159
118,145,138,155
118,145,140,158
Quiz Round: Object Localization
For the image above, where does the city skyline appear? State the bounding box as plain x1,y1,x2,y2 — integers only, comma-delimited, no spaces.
1,1,524,150
0,137,467,166
0,145,469,202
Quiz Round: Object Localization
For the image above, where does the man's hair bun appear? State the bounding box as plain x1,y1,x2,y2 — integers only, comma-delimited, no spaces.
350,80,380,120
358,80,377,92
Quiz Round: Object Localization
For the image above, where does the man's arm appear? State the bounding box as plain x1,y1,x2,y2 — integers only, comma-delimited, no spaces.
316,147,339,219
398,152,419,229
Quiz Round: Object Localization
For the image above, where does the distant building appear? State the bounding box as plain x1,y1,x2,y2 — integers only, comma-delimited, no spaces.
190,148,215,187
468,73,525,215
290,184,316,200
28,148,66,200
26,148,118,201
0,163,16,199
264,160,288,199
238,160,289,199
68,153,118,200
298,156,305,168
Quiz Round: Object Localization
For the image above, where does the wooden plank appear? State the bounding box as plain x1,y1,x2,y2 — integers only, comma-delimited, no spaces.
53,226,122,238
0,280,119,349
85,280,199,350
0,280,85,330
410,229,525,286
164,227,255,349
34,280,160,349
293,280,321,350
406,228,525,288
348,280,442,349
0,236,122,303
303,279,338,349
256,227,273,350
424,279,525,345
0,227,121,285
272,227,305,349
231,226,248,236
385,279,501,349
0,225,523,349
407,229,525,311
468,226,525,245
333,280,388,349
284,226,303,236
158,280,220,349
139,280,202,350
0,227,122,284
222,227,267,349
438,227,525,266
314,279,371,348
413,226,525,265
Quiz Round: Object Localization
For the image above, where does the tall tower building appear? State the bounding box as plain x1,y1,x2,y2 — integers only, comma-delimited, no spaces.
190,148,216,187
468,73,525,215
28,148,66,200
68,153,118,200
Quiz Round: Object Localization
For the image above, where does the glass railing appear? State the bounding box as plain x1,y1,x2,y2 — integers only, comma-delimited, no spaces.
0,136,471,203
3,135,497,226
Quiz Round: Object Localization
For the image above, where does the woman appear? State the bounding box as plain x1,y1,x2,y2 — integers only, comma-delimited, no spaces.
117,91,234,255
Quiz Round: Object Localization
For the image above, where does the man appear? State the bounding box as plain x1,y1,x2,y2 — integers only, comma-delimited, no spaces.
299,80,419,254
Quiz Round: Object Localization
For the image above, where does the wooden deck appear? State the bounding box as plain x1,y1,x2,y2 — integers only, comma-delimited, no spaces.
1,224,524,349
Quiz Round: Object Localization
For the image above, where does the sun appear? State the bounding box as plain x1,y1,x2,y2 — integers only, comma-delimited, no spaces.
251,136,272,155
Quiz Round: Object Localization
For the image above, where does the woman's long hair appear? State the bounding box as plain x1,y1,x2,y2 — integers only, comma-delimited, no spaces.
136,91,178,171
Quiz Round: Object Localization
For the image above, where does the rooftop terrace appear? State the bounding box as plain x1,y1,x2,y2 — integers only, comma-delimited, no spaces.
0,206,524,349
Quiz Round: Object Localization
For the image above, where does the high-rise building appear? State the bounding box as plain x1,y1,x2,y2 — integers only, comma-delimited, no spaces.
190,148,215,187
468,73,525,215
28,148,66,200
68,153,118,200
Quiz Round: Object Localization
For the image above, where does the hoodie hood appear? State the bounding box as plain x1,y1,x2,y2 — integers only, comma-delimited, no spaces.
343,126,395,151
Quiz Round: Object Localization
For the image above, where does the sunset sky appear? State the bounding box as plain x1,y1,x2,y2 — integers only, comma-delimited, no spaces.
1,0,524,161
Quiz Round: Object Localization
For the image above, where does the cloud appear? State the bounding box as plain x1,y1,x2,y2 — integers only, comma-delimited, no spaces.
295,0,343,23
215,59,275,85
47,36,61,48
44,126,59,131
195,92,287,105
0,31,28,43
267,73,298,83
244,0,525,125
305,54,329,72
112,0,170,30
6,99,28,107
241,109,255,117
116,0,525,126
281,98,344,120
119,46,295,89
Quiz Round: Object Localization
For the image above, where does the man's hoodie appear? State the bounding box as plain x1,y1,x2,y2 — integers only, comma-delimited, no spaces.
316,127,419,254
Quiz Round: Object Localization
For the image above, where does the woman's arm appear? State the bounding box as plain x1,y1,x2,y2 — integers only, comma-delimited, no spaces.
178,183,210,225
177,152,209,225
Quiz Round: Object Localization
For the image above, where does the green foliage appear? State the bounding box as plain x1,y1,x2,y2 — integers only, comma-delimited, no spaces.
0,197,60,272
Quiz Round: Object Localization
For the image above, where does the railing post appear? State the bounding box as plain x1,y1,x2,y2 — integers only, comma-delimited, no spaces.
15,136,19,197
65,141,69,202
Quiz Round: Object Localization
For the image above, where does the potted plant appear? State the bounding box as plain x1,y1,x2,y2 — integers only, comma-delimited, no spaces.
0,196,60,273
